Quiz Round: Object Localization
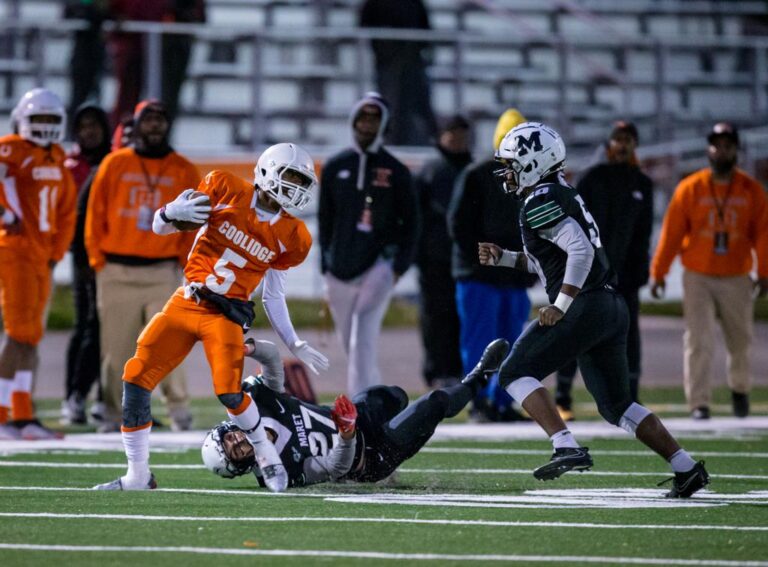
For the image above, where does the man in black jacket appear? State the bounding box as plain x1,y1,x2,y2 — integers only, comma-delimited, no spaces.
415,115,473,388
447,108,536,421
554,121,654,419
319,92,419,396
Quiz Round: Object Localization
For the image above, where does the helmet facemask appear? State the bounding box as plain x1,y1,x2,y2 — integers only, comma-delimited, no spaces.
22,115,65,147
201,422,256,479
494,158,527,198
265,165,314,210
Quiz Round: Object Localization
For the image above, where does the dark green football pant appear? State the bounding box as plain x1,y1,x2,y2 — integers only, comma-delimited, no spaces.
498,287,633,425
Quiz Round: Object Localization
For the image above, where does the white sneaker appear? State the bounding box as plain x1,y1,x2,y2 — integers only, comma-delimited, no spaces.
89,402,106,425
93,473,157,491
60,395,86,425
19,420,64,440
169,408,193,432
0,423,21,440
252,439,288,492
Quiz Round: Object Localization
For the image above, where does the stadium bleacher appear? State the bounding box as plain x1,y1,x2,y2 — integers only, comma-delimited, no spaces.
0,0,766,158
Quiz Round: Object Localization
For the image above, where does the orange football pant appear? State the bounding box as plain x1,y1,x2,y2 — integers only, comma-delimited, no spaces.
0,251,51,345
122,289,245,396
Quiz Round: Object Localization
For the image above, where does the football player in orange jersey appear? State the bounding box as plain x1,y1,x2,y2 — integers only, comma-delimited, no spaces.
94,143,328,492
0,88,77,440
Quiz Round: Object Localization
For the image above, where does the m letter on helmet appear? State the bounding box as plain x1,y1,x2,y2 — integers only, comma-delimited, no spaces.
515,131,543,156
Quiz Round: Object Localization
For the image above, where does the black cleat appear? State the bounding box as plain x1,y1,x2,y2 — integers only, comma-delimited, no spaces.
691,406,710,420
659,461,710,498
461,338,511,389
731,392,749,418
533,447,593,481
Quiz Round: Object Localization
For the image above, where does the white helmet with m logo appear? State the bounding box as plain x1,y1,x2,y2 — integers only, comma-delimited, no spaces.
494,122,566,198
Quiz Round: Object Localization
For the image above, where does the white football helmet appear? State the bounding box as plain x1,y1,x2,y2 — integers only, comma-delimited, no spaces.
494,122,566,198
254,142,317,211
12,88,66,147
201,422,255,479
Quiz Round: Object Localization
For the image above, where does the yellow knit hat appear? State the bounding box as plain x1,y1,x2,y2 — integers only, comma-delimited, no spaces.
492,108,526,150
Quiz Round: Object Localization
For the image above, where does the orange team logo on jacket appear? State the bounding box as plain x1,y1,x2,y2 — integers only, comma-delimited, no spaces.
0,134,77,263
185,170,312,300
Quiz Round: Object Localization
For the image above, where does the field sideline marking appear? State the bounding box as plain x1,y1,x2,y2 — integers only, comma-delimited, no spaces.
0,512,766,532
1,460,766,481
0,543,766,565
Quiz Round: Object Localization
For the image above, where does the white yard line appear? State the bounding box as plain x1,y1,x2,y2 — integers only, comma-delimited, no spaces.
0,543,765,566
2,460,766,481
421,448,768,458
0,486,768,508
1,417,767,456
398,468,768,481
0,512,766,532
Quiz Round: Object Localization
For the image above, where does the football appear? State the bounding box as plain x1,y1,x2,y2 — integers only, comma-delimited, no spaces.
171,190,210,231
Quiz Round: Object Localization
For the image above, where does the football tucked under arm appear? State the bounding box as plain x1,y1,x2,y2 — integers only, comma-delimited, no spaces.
155,188,211,233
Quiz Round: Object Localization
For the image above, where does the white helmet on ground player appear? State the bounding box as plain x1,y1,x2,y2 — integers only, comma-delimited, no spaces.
12,88,66,147
254,142,317,211
201,422,255,478
494,122,566,198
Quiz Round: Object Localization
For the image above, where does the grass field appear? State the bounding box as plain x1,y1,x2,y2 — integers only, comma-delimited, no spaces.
1,388,767,566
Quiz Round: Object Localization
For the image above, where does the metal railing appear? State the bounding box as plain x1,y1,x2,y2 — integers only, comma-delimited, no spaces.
0,17,767,153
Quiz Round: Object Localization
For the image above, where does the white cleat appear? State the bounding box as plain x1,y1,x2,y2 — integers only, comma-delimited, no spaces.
93,473,157,491
0,423,21,440
252,439,289,492
19,420,64,440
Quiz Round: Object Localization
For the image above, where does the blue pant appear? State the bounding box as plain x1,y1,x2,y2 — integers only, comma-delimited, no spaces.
455,281,531,411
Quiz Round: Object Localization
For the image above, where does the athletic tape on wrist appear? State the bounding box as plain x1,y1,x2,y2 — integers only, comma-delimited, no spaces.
554,292,574,314
498,250,519,268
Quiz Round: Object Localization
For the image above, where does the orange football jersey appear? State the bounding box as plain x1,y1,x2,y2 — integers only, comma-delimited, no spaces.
185,170,312,300
0,134,77,263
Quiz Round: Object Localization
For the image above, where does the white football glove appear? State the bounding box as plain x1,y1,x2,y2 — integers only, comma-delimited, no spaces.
290,340,329,375
164,188,211,223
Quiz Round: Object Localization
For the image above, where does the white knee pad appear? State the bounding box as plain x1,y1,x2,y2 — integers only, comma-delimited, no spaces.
505,376,544,404
618,402,652,435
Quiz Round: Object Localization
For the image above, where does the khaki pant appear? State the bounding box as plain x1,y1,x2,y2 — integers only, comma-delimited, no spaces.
96,262,189,423
682,270,754,410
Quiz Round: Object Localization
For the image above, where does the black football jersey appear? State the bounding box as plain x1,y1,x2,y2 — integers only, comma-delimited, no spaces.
520,182,613,302
249,384,341,487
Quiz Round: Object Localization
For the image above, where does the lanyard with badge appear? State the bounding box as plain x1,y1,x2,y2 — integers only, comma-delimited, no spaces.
136,156,167,232
709,179,732,255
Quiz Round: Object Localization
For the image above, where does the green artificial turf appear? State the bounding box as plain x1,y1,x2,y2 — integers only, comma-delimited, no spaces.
2,387,768,566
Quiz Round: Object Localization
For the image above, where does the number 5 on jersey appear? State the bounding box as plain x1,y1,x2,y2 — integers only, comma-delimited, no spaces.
205,248,246,294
